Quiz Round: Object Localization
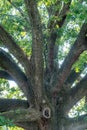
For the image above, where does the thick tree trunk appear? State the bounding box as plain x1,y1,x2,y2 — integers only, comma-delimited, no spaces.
39,121,51,130
38,118,64,130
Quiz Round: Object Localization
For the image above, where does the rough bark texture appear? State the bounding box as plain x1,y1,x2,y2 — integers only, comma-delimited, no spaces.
0,99,29,112
0,0,87,130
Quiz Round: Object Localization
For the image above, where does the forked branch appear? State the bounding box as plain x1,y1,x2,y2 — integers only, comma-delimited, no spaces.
48,0,72,72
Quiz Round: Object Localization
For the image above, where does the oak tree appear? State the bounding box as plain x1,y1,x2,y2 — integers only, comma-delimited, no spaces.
0,0,87,130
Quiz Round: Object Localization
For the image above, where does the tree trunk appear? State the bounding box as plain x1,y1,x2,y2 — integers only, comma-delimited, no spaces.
38,118,65,130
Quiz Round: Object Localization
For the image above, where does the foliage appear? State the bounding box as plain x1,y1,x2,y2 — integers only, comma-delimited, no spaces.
69,97,86,117
0,0,31,55
0,79,25,99
0,116,14,127
9,126,24,130
0,126,24,130
0,126,7,130
73,51,87,72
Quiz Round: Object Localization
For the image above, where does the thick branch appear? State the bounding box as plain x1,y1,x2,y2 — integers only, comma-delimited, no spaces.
24,0,44,102
47,1,72,72
64,114,87,130
53,23,87,94
0,108,41,123
47,32,58,72
0,99,29,112
0,70,13,80
15,122,38,130
64,74,87,114
0,25,32,80
0,49,35,104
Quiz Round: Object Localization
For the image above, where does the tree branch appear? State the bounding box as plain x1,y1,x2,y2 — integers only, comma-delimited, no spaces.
64,114,87,130
0,99,29,112
0,49,35,104
24,0,44,102
53,23,87,94
7,0,29,24
47,32,58,72
7,0,31,33
65,69,82,85
48,0,72,29
15,122,38,130
65,63,87,86
0,70,13,80
47,1,72,72
0,108,41,123
64,74,87,114
0,25,32,81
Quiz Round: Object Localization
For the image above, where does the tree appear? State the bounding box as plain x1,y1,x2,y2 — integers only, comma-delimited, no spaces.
0,0,87,130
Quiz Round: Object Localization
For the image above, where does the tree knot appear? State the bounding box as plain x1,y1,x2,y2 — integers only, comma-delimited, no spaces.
42,107,51,119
